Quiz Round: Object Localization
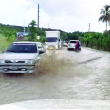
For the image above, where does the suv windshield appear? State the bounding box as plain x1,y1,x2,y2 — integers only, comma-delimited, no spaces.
46,37,58,42
5,43,37,53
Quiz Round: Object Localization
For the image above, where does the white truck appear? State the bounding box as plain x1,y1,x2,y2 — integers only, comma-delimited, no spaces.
45,31,62,50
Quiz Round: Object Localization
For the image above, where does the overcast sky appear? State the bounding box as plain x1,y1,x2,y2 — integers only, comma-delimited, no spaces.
0,0,110,32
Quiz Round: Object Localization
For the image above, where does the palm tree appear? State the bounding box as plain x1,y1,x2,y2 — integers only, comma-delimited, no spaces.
29,20,37,27
28,20,37,41
99,5,110,30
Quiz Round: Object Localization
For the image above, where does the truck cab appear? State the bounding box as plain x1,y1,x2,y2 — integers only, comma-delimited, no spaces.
45,31,62,50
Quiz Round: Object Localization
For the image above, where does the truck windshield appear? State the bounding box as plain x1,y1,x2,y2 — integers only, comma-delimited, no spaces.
5,43,37,53
46,37,58,42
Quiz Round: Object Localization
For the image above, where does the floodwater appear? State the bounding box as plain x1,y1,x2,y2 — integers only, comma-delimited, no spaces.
0,46,110,105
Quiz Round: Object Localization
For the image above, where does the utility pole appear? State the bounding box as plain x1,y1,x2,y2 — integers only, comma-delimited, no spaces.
48,23,50,28
88,23,90,32
82,27,83,32
24,20,25,34
38,4,40,28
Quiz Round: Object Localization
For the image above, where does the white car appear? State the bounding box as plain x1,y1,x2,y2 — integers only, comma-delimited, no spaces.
63,41,68,47
0,41,43,74
67,40,81,51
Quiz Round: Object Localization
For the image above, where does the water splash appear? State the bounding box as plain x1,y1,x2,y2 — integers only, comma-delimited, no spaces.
39,50,72,74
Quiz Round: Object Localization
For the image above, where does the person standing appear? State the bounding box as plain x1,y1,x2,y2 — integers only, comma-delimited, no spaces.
75,41,79,51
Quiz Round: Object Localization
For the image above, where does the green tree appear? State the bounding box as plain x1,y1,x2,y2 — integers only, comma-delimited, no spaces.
28,20,37,41
103,30,109,37
99,5,110,30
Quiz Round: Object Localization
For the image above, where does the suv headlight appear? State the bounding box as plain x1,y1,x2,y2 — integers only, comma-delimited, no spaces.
45,45,48,49
27,60,35,64
0,60,5,63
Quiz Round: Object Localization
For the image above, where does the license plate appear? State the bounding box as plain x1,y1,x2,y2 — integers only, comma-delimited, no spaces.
11,66,18,70
49,47,53,49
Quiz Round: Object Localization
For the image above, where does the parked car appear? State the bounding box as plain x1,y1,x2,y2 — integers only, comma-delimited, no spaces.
67,40,81,51
63,41,68,47
0,41,43,75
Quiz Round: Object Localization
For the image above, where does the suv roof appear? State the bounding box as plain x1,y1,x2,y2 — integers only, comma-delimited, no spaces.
13,41,42,44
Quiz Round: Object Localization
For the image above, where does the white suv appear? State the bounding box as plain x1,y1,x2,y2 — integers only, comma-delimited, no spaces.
0,41,42,74
67,40,81,51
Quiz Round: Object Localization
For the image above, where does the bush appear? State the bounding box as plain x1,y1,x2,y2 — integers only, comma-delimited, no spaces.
0,35,13,51
82,31,110,51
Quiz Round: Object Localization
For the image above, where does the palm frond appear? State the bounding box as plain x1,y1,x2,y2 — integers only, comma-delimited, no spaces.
99,15,105,22
100,9,105,14
104,5,108,11
99,5,110,22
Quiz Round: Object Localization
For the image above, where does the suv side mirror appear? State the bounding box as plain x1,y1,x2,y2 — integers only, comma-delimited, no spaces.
39,51,43,54
38,46,42,48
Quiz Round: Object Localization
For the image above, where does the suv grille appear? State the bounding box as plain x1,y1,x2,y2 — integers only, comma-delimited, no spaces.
5,60,12,63
5,60,25,63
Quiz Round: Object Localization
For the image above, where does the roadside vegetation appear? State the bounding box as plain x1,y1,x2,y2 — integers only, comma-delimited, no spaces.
0,34,14,51
81,31,110,51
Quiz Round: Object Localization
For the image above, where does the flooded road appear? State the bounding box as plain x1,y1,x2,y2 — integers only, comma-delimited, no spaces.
0,46,110,105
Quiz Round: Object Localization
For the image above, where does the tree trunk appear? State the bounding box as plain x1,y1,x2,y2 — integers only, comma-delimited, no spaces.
106,21,107,30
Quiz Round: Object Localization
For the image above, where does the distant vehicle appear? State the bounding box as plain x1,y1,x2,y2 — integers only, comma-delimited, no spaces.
16,32,30,41
0,41,43,75
45,31,62,50
63,41,68,47
16,32,30,37
36,42,46,54
67,40,81,51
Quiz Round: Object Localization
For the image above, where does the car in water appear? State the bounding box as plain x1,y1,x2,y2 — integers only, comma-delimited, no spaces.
67,40,81,51
0,41,44,75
